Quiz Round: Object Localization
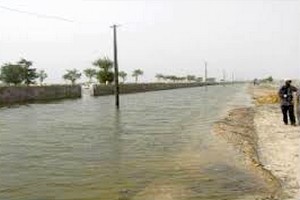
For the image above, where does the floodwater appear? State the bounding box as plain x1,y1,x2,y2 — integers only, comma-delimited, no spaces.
0,85,269,200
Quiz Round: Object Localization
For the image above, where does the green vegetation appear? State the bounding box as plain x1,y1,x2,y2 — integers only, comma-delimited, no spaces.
186,75,196,82
132,69,143,83
83,68,97,83
37,70,48,85
119,71,127,83
167,76,186,82
63,69,82,85
155,74,202,83
160,75,186,82
18,58,38,85
196,77,203,82
0,64,25,85
0,58,39,86
155,73,164,82
93,57,114,84
261,76,273,83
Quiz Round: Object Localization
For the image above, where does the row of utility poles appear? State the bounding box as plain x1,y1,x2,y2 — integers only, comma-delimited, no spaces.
110,25,235,109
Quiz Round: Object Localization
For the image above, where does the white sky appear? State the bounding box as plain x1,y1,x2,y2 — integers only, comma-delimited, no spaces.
0,0,299,83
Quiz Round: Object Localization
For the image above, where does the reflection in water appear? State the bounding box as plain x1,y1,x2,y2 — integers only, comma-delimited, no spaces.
0,85,268,200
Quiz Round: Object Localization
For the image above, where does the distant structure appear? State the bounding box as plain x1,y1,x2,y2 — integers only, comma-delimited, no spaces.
196,77,203,82
206,77,216,83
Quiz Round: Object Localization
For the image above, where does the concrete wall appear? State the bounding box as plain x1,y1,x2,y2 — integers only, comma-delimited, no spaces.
0,85,81,105
92,82,219,96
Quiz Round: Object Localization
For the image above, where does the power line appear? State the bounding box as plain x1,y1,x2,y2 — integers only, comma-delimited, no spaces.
0,5,74,22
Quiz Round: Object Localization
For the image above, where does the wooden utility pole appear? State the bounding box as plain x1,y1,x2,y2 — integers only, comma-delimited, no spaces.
222,69,226,82
204,61,208,82
111,24,120,109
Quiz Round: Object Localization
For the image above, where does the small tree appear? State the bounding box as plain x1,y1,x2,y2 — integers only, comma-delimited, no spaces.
0,63,25,85
178,77,186,82
37,70,48,85
266,76,273,82
196,77,203,82
63,69,81,85
186,75,196,82
118,71,127,83
93,57,114,84
165,75,177,82
132,69,143,83
84,68,97,83
155,74,164,82
18,58,38,85
260,76,273,83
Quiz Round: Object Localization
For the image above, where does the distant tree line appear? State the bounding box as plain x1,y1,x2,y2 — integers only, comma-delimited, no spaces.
260,76,273,83
155,74,203,82
0,57,146,86
253,76,274,85
2,57,208,86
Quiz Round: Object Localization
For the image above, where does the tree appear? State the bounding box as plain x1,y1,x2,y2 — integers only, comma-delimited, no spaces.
260,76,273,83
18,58,38,85
164,75,177,82
37,70,48,85
155,74,164,82
178,77,186,82
187,75,196,82
83,68,97,83
97,71,114,85
0,63,25,85
196,77,203,82
119,71,127,83
93,57,114,84
266,76,273,82
63,69,81,84
132,69,143,83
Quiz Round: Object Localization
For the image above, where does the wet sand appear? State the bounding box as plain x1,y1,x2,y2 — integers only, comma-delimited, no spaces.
252,87,300,200
213,107,282,199
255,104,300,200
214,85,300,200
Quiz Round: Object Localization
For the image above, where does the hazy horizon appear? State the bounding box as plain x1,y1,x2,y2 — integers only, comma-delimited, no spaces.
0,0,299,83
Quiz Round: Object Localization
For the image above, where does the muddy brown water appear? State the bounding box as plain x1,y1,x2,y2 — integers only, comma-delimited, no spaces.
0,85,270,200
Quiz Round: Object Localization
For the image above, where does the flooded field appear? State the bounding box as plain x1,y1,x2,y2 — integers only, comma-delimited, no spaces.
0,85,271,200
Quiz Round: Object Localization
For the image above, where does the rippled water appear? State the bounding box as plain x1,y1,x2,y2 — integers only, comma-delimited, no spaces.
0,85,268,200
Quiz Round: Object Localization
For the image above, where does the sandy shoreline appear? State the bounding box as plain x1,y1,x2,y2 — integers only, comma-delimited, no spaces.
213,107,282,199
255,105,300,199
251,85,300,200
214,85,300,200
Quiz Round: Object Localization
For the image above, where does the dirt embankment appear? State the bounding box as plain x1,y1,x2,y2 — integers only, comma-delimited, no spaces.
213,84,300,200
254,105,300,200
213,107,282,200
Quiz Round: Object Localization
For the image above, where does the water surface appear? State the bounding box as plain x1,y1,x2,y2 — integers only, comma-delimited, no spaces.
0,85,268,200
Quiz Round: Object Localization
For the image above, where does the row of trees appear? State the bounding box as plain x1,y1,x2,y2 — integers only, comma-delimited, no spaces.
62,57,144,85
0,58,48,85
1,57,204,86
0,57,145,86
155,74,203,82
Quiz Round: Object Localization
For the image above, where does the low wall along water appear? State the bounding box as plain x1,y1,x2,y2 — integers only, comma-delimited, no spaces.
92,82,220,96
0,83,233,105
0,85,81,105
